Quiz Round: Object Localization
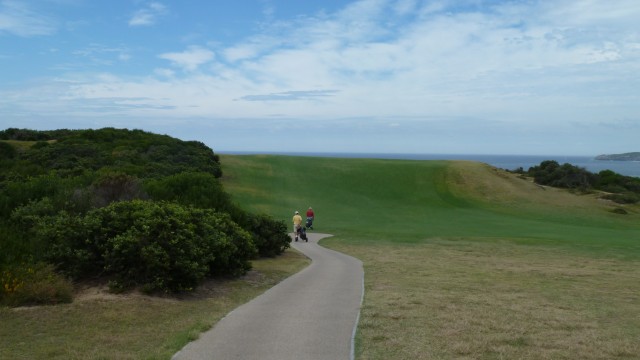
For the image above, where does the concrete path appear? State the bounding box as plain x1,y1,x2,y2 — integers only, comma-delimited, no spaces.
172,232,364,360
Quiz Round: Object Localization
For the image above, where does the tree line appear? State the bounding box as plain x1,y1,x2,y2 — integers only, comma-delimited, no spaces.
511,160,640,205
0,128,290,305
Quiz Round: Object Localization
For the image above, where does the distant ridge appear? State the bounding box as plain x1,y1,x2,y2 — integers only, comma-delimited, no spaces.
595,152,640,161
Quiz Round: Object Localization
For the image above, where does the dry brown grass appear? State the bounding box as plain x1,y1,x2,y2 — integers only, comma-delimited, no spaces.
447,161,638,217
0,249,309,359
327,238,640,359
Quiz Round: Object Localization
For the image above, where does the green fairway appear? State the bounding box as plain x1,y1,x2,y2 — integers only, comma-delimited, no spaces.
221,155,640,254
221,154,640,359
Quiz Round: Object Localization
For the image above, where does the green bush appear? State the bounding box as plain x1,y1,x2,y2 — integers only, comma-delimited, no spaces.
526,162,640,202
31,200,257,293
31,141,51,149
203,211,257,276
1,128,290,297
245,213,291,257
100,201,212,293
37,210,103,278
144,172,231,212
0,128,54,141
90,172,147,208
0,142,17,159
0,262,73,307
529,161,595,190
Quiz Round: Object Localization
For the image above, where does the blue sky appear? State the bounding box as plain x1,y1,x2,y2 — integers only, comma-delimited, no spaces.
1,0,639,156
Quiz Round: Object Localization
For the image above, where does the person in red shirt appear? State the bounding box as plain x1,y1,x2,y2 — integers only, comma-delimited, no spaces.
306,207,315,229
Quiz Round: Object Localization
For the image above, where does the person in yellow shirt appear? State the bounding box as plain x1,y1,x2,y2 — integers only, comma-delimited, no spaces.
292,211,303,241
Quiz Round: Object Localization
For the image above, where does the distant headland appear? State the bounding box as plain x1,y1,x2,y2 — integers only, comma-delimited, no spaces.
595,152,640,161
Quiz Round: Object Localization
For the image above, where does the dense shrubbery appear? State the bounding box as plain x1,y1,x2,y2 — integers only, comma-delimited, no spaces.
27,200,257,293
528,160,597,191
512,160,640,204
244,213,292,258
145,172,231,212
0,141,17,159
0,128,290,304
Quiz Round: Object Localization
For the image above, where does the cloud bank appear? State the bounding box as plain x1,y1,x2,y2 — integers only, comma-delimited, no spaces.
1,0,639,155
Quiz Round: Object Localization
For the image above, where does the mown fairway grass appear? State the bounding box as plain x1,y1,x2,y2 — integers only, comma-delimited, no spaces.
221,155,640,359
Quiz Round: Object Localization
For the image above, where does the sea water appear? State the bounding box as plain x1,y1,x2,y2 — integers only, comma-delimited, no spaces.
222,152,640,178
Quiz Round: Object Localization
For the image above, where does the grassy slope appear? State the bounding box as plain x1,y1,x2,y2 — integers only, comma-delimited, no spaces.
221,155,640,359
221,155,640,253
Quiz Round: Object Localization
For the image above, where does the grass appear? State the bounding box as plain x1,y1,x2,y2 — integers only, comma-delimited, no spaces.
0,249,309,359
3,154,639,359
220,154,640,359
0,139,56,152
221,155,639,251
334,239,640,359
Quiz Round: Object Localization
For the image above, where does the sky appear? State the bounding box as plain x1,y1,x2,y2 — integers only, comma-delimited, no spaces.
1,0,639,156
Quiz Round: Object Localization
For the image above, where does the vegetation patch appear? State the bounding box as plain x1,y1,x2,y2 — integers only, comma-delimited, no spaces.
221,154,640,359
0,249,309,359
510,160,640,204
1,128,291,306
328,239,640,359
611,207,628,215
1,262,72,307
3,142,639,358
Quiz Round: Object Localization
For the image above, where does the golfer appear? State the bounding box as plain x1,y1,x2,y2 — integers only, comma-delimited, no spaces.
292,211,303,241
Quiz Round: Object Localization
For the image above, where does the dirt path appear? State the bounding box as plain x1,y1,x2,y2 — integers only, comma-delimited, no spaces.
172,232,364,360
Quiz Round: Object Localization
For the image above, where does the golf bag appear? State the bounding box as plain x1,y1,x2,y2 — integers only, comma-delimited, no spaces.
297,226,308,242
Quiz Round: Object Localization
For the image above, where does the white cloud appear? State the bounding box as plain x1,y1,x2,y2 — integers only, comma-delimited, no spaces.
154,68,175,78
70,43,131,67
222,35,278,62
129,2,167,27
4,0,640,147
0,0,56,36
158,46,215,72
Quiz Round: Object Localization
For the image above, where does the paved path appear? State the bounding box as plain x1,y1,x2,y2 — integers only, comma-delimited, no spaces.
172,233,364,360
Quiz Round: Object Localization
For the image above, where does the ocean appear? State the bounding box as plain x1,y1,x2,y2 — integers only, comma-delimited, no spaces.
222,152,640,178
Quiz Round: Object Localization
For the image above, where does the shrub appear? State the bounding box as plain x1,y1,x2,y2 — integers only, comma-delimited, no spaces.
245,213,291,257
203,211,257,277
90,172,147,208
100,201,212,293
528,161,596,190
0,128,52,141
600,184,628,194
0,142,17,159
39,211,104,278
0,262,73,307
144,172,231,212
1,128,292,296
32,141,50,149
611,207,628,215
601,192,639,204
32,200,257,293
